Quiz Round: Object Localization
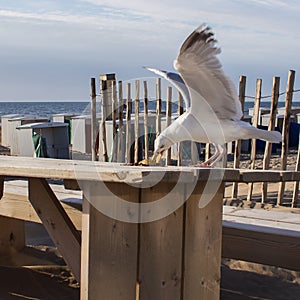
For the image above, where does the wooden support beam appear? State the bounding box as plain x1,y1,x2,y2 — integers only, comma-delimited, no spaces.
183,182,223,300
138,181,184,299
28,178,81,282
80,181,139,300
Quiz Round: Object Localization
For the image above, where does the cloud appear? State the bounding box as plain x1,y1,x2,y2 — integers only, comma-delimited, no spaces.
0,0,300,100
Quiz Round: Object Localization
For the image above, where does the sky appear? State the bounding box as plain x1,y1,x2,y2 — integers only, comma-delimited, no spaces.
0,0,300,101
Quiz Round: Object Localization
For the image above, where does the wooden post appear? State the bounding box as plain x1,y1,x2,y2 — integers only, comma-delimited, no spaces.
231,75,246,199
111,82,117,162
177,92,184,166
134,80,140,164
166,87,172,165
278,70,295,205
143,81,149,160
262,77,280,203
91,78,97,161
125,83,132,164
247,78,262,201
117,81,124,162
29,178,81,282
138,181,185,299
80,182,139,300
100,74,116,162
183,182,223,299
292,142,300,207
156,78,162,137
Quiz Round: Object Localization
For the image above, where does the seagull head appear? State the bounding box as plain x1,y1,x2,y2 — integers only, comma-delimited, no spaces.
152,134,173,164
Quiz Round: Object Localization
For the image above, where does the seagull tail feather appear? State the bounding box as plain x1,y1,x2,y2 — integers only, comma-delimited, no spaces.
254,129,282,143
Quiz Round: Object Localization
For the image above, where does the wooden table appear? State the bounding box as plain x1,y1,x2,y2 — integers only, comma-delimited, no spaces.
1,156,299,299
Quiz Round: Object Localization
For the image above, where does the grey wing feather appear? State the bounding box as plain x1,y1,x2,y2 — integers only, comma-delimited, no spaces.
144,67,191,109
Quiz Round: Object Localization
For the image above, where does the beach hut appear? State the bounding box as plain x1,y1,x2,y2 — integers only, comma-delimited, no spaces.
17,122,69,159
1,114,26,147
71,115,101,154
8,116,49,155
52,113,78,145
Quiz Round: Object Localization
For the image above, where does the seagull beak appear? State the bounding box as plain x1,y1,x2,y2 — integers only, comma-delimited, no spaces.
150,152,163,165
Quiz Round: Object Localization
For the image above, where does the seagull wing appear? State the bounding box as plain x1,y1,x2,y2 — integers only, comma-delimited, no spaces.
144,67,191,109
174,24,243,121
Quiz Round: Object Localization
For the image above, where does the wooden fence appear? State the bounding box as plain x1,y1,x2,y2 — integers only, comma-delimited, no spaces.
91,70,300,208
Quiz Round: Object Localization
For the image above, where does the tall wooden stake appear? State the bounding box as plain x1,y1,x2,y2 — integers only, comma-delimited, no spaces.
125,83,132,164
166,86,172,165
261,77,280,203
156,78,162,137
247,78,262,201
278,70,296,205
231,75,246,199
143,81,149,160
177,92,184,166
91,78,97,161
134,80,140,164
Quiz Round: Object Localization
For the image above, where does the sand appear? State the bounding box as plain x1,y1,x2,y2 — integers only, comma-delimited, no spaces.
0,242,299,299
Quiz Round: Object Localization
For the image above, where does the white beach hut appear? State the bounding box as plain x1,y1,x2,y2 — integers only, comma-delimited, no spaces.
17,122,69,159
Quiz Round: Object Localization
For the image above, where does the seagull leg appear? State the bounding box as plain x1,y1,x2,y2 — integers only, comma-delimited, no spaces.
209,144,225,167
199,143,220,167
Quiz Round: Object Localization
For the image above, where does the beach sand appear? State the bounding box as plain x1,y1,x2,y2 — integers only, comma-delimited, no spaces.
0,223,299,300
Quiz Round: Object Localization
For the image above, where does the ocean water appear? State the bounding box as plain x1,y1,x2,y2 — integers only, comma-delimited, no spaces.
0,101,299,120
0,102,90,119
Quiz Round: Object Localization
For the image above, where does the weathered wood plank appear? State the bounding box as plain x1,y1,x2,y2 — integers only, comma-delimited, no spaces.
240,170,281,182
183,181,223,300
28,178,81,281
222,221,300,271
138,181,184,300
80,181,139,300
0,192,82,230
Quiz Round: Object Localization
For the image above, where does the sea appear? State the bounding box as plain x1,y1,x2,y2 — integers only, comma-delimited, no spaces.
0,101,300,120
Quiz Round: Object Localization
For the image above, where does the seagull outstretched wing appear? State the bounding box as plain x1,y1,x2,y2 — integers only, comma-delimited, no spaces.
174,24,243,121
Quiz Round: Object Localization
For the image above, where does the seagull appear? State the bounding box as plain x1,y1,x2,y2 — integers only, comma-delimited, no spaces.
146,24,282,166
